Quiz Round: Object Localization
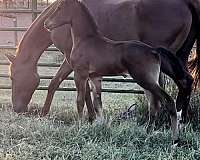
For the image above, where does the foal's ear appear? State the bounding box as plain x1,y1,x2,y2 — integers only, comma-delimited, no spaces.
5,53,16,63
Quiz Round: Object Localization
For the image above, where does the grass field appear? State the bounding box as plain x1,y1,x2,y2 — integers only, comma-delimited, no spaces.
1,50,200,159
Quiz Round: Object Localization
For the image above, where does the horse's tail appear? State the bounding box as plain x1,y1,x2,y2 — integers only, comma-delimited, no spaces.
187,0,200,89
188,37,200,89
154,47,186,80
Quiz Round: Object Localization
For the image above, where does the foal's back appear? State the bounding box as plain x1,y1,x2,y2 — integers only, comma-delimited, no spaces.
81,36,160,77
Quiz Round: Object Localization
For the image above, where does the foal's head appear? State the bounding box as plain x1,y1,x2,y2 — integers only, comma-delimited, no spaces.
44,0,78,30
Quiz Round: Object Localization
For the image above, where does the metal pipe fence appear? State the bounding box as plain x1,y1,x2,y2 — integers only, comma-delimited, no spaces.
0,0,144,94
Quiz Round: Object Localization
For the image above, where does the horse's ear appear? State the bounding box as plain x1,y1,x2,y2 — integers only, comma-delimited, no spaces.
5,53,16,63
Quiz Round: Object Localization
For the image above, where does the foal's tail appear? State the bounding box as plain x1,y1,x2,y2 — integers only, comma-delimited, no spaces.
154,47,186,80
188,37,200,90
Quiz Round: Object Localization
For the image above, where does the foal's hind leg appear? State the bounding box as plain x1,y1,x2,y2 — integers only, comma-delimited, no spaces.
126,60,178,144
145,90,161,133
145,84,178,144
85,80,96,122
74,70,89,120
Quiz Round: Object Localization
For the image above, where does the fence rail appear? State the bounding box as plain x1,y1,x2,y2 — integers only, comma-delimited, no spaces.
0,0,144,95
0,27,28,31
0,46,59,51
0,9,42,14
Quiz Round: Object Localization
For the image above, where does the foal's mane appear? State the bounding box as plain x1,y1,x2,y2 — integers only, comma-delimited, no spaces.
76,0,99,33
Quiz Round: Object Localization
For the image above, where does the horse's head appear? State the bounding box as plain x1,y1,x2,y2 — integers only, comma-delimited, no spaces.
44,0,76,31
6,54,40,113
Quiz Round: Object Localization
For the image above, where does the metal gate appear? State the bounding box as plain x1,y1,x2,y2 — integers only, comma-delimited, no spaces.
0,0,144,94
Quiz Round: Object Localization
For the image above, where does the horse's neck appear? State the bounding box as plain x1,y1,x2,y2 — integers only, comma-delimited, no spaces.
15,2,58,67
71,4,99,46
16,24,52,67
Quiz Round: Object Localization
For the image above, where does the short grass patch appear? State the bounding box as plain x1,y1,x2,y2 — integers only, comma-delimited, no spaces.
0,105,200,160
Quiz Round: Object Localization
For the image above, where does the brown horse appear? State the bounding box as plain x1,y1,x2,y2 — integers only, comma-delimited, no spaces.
44,0,189,145
5,0,200,123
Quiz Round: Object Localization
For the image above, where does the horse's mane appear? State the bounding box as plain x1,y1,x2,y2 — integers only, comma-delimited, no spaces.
16,1,58,55
77,0,99,33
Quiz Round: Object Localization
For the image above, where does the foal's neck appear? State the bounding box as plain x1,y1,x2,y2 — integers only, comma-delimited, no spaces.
71,3,99,45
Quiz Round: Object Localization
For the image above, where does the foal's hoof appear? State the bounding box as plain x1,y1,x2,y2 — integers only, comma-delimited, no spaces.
88,116,96,124
95,116,105,125
171,138,180,149
146,124,154,134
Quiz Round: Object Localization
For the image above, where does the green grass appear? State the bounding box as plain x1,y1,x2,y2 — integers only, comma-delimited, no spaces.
1,50,200,159
0,105,200,160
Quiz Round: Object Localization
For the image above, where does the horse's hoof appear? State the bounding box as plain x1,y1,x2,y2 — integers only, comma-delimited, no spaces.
39,111,48,117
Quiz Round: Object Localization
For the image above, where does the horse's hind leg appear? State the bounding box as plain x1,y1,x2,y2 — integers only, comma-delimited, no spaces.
175,73,193,123
145,90,161,133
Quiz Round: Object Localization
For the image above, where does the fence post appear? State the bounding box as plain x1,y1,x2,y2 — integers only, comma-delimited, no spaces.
28,0,30,8
13,17,18,46
32,0,37,22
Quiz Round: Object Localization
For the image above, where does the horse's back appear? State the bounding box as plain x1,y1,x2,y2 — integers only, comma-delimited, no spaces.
85,0,192,51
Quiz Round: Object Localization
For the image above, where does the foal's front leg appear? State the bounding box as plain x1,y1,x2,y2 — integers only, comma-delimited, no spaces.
74,71,89,120
90,77,104,122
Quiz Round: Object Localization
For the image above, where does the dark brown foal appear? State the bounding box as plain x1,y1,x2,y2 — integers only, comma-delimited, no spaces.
44,0,182,145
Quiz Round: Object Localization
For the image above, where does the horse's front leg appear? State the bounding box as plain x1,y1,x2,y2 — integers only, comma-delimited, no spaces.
74,70,89,121
41,60,72,116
